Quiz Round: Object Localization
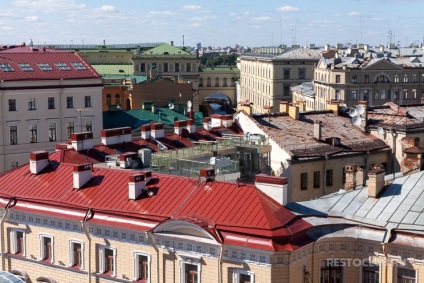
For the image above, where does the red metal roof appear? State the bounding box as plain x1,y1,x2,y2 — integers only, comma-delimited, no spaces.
0,158,311,251
0,46,100,81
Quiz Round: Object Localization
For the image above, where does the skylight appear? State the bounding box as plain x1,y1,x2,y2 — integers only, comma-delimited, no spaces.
55,63,71,71
18,63,33,72
0,63,14,72
37,63,53,71
71,62,86,70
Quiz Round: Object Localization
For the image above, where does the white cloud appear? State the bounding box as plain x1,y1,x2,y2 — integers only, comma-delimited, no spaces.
183,5,202,11
277,6,300,12
12,0,86,13
99,5,116,12
149,11,176,16
191,23,203,27
24,15,40,22
0,26,13,31
252,16,270,22
349,11,360,17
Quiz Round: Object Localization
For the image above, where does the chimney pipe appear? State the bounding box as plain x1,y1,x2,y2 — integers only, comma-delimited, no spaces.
29,151,49,174
368,166,385,197
254,174,288,205
128,174,146,200
314,121,322,141
73,164,93,189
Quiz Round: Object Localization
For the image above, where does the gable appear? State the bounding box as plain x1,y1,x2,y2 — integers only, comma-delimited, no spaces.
143,43,189,56
363,58,404,70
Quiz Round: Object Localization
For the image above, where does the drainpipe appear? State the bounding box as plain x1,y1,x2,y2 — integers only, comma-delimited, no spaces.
146,231,159,283
381,225,396,283
1,197,16,271
80,209,93,283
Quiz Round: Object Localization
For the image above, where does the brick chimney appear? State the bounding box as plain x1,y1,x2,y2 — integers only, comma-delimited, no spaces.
211,114,222,127
221,114,233,127
314,121,322,141
280,101,289,113
203,117,211,130
141,124,151,139
255,174,288,205
174,120,187,135
151,123,165,138
29,151,49,174
101,127,132,145
186,119,196,133
344,164,358,191
70,132,94,151
288,104,299,120
128,174,146,200
200,168,215,181
368,166,385,197
73,164,93,189
119,152,139,169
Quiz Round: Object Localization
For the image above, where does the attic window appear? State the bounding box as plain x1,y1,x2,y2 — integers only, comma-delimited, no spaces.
55,63,71,71
0,63,14,72
71,62,86,70
18,63,33,71
37,63,53,71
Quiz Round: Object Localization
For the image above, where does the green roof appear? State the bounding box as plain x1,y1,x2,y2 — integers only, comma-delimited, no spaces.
92,64,133,76
102,75,147,84
142,43,190,56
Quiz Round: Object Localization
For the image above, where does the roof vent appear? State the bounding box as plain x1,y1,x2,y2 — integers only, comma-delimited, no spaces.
186,119,196,133
368,165,385,198
141,124,151,139
254,174,288,205
29,151,49,174
221,114,234,127
128,174,146,200
200,168,215,181
70,132,94,151
174,120,187,135
101,127,132,145
73,164,93,189
151,123,164,139
119,152,140,169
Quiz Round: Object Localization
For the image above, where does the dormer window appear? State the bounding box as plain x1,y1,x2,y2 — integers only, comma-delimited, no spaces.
18,63,33,71
55,63,71,71
0,63,14,72
37,63,53,71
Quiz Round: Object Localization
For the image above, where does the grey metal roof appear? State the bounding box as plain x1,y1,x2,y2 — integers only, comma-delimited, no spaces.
0,272,25,283
286,170,424,231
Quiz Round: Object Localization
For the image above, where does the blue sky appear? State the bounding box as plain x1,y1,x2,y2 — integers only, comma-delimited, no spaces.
1,0,423,48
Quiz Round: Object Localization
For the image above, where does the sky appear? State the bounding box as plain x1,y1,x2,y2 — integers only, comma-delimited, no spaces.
0,0,423,48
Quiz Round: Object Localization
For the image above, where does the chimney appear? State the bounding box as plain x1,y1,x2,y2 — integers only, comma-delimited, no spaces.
358,100,368,125
144,170,152,183
73,164,93,189
326,101,340,115
150,68,158,80
238,102,252,115
174,120,187,135
141,124,151,139
314,121,322,141
70,133,94,151
200,168,215,181
119,152,139,169
210,114,222,127
203,117,211,130
288,104,299,120
101,127,132,145
344,164,358,191
254,174,288,205
128,174,146,200
151,123,165,138
186,119,196,133
280,101,289,113
29,151,49,174
221,114,233,127
138,148,152,168
368,166,385,197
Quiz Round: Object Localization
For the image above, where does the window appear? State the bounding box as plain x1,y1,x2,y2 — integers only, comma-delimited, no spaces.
313,171,320,188
335,75,340,83
335,90,340,101
352,75,357,83
284,86,290,96
69,240,83,269
403,89,408,99
106,94,111,105
0,63,14,72
404,75,408,83
29,124,37,143
380,90,386,100
362,262,379,283
199,78,203,87
115,94,120,105
207,78,211,87
85,121,92,132
11,162,18,169
39,235,54,263
99,246,116,276
412,74,417,83
84,96,91,107
364,75,369,84
300,173,308,190
223,77,228,87
284,69,290,80
66,96,73,108
67,121,74,139
186,63,191,72
55,62,71,71
374,90,379,100
37,63,53,71
71,62,86,70
231,77,236,87
397,268,416,283
395,75,400,83
363,90,369,100
28,98,36,110
215,77,219,87
48,97,55,109
298,68,306,80
413,89,417,99
140,63,146,72
9,99,16,111
352,90,357,101
49,123,56,142
320,260,342,283
18,63,33,71
179,255,201,283
134,252,150,282
163,63,168,72
234,269,254,283
11,229,25,255
175,63,180,72
10,126,18,145
326,169,333,186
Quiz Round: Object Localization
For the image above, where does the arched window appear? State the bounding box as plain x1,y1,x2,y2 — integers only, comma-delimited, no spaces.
207,77,211,87
231,77,236,87
115,94,120,105
126,98,131,110
199,78,203,87
223,77,227,87
106,94,111,106
215,77,219,87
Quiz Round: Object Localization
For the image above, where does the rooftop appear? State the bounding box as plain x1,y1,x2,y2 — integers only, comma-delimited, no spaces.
367,102,424,131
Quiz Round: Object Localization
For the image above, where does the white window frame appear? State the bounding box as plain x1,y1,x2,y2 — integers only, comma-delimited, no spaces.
395,267,418,282
179,254,202,283
11,229,26,256
69,240,84,270
48,122,57,142
233,269,254,283
133,251,151,282
99,245,117,276
39,234,54,263
9,125,18,145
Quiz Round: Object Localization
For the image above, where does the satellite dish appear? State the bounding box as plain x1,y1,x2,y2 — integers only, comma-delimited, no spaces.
356,105,365,115
187,106,191,112
187,100,192,108
352,116,362,126
348,108,357,117
168,103,174,110
179,93,182,98
376,127,384,135
341,104,347,111
207,121,212,127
